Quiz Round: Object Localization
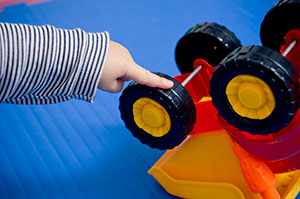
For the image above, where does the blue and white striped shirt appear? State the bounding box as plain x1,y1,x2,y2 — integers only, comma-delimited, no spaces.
0,23,109,104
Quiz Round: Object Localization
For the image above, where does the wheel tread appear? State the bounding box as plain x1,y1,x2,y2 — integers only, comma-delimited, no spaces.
119,72,196,150
175,22,241,73
210,45,299,135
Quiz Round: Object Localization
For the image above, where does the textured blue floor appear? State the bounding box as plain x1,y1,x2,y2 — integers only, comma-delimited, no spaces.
1,0,298,198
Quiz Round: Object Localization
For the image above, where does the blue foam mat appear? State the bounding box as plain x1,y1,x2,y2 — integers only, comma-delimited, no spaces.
1,0,298,198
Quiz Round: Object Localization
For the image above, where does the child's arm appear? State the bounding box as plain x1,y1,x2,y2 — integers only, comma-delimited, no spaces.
0,23,173,104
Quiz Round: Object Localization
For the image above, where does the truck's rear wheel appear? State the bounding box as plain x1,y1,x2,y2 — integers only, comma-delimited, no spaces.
260,0,300,51
175,22,241,74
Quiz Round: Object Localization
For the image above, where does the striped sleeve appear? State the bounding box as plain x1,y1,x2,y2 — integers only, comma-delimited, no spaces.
0,23,109,104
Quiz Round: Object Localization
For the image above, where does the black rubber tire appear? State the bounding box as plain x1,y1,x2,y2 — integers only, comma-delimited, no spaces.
175,22,241,74
260,0,300,52
119,73,196,150
209,45,299,135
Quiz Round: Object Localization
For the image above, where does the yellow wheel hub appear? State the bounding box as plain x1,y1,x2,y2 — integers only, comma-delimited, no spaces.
133,97,171,137
226,75,275,119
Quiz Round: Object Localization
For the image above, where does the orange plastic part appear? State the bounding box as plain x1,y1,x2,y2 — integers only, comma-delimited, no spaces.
233,142,280,199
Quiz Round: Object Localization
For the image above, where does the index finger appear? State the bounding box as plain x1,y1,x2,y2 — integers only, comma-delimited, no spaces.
125,63,174,89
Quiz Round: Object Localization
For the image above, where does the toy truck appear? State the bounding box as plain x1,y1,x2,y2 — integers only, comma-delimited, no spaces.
119,0,300,198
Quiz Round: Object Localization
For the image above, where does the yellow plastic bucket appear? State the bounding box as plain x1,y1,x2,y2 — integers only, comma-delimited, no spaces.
148,130,300,199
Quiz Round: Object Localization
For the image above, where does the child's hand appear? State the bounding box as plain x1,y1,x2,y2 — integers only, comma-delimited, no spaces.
98,41,174,93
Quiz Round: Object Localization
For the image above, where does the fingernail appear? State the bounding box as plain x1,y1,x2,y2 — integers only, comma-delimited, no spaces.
164,79,174,88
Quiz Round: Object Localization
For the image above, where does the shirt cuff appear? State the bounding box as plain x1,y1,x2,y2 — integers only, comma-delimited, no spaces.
73,31,110,103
